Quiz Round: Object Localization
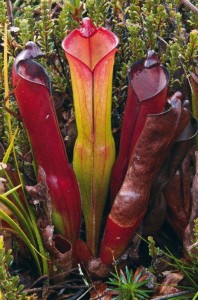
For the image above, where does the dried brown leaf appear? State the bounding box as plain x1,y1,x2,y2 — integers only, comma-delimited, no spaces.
90,281,113,300
153,272,183,297
26,167,73,278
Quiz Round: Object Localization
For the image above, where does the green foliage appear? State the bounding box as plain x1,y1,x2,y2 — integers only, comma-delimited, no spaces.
86,0,109,26
55,1,78,40
163,41,184,89
0,53,3,97
186,30,198,65
148,236,162,258
147,224,198,299
183,0,198,29
55,0,83,39
127,12,145,63
0,236,26,299
166,248,198,291
107,266,153,300
15,2,35,46
35,0,54,54
0,0,7,26
193,218,198,241
141,0,167,49
0,135,48,276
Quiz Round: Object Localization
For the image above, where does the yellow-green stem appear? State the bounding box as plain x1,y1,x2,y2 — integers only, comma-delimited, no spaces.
3,23,12,141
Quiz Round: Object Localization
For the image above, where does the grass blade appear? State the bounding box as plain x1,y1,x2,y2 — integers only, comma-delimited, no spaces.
0,209,42,275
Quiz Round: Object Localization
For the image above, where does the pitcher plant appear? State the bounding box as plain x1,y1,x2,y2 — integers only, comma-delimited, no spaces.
10,18,197,275
62,18,118,256
12,42,81,249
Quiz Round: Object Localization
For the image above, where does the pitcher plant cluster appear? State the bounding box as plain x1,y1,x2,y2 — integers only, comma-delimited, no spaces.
7,16,197,276
0,0,198,279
